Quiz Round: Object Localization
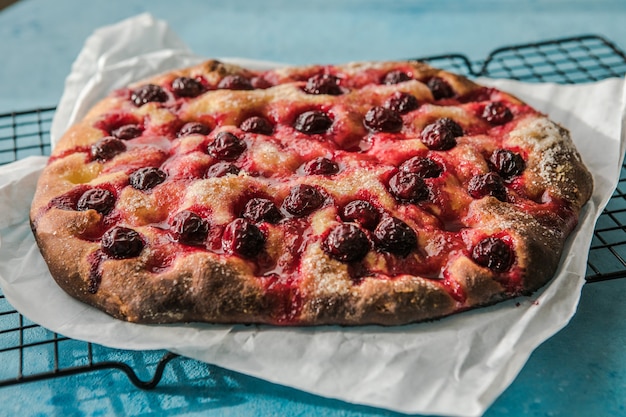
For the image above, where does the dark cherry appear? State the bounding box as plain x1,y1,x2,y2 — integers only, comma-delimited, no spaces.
420,118,463,150
242,198,282,224
217,75,253,90
382,70,412,85
171,76,205,98
303,74,342,95
101,227,144,259
399,156,443,178
282,184,325,216
206,162,240,178
468,172,507,202
427,77,455,100
373,216,417,257
131,84,168,107
91,137,126,161
169,211,209,246
111,124,142,140
322,223,370,263
178,122,211,137
129,167,166,191
77,189,115,215
340,200,379,230
445,118,464,137
302,157,339,176
490,149,525,179
471,237,514,272
294,110,333,134
240,116,273,135
208,131,246,160
363,106,402,133
481,102,513,125
388,171,429,203
383,92,419,114
222,218,265,258
50,187,89,211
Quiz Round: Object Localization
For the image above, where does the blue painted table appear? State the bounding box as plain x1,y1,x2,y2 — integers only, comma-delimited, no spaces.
1,1,625,416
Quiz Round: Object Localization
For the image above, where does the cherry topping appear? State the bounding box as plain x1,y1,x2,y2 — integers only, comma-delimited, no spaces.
301,157,339,176
322,223,370,263
481,102,513,125
129,167,167,191
206,162,240,178
445,118,464,137
240,116,273,135
87,250,104,294
170,211,209,246
303,74,342,95
468,172,507,202
388,171,429,203
363,106,402,133
131,84,168,107
217,75,253,90
373,217,417,257
208,132,246,160
399,156,443,178
283,184,325,216
471,237,514,272
382,70,412,85
251,77,272,89
420,118,463,150
242,198,282,224
490,149,525,179
77,189,115,215
111,124,142,140
340,200,379,230
178,122,211,137
383,92,419,114
101,227,144,259
294,110,333,134
50,186,89,211
171,76,205,98
222,218,265,258
91,137,126,161
427,77,455,100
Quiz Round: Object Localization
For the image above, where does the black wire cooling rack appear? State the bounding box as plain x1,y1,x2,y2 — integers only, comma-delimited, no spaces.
0,34,625,390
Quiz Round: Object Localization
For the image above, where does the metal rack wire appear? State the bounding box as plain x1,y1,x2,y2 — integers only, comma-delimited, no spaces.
0,34,625,390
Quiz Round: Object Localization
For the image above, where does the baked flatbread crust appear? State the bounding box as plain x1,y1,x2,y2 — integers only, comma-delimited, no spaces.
30,60,593,325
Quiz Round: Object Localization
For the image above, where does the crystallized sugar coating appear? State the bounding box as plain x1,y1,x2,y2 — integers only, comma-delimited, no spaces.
507,116,589,206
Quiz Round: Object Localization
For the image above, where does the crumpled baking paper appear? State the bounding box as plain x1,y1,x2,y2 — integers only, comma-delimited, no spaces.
1,14,625,417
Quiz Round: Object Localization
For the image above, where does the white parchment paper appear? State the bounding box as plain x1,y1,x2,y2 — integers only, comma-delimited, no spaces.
1,14,625,417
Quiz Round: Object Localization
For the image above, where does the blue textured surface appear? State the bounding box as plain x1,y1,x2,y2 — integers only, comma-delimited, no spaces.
2,0,626,114
1,1,626,416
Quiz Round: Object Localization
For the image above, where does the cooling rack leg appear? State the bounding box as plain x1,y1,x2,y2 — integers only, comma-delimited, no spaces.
0,351,180,390
94,351,180,390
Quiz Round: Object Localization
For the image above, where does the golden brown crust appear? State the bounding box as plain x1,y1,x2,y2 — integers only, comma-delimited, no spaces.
30,60,593,326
